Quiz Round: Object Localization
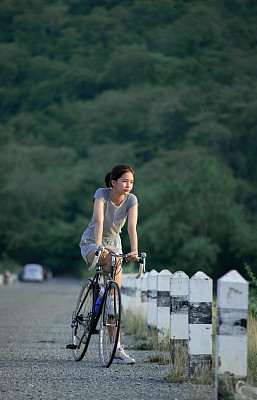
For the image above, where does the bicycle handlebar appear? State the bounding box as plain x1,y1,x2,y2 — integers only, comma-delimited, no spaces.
89,245,146,279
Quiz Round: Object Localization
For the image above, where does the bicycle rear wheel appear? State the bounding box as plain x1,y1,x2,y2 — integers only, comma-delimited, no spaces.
72,279,94,361
99,281,121,367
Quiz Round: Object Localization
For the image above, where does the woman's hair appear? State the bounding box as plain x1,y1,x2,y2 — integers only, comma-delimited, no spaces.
105,165,134,188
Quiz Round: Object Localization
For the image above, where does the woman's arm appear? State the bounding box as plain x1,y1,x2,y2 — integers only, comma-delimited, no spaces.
93,199,104,247
127,205,138,261
93,199,109,258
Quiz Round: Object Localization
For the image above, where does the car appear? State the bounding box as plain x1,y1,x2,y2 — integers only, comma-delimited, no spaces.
22,263,44,282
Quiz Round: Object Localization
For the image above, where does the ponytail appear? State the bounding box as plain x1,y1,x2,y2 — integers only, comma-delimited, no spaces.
105,172,112,188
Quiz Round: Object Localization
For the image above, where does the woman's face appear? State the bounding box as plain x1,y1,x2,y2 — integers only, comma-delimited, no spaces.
112,171,134,195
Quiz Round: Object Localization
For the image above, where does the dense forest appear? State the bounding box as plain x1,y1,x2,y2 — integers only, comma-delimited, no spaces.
1,0,257,279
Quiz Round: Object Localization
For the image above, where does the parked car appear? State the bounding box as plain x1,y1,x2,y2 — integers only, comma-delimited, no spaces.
22,264,44,282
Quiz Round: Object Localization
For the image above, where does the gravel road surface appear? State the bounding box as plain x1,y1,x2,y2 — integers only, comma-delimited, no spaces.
0,279,214,399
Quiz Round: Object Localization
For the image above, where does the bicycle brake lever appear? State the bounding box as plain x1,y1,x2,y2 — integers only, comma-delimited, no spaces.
135,252,146,279
89,245,105,271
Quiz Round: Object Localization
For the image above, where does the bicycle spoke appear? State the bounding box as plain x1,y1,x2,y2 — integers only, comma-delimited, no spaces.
72,279,94,361
99,282,121,367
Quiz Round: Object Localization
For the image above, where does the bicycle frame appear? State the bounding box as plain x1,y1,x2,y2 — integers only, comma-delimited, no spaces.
72,264,117,338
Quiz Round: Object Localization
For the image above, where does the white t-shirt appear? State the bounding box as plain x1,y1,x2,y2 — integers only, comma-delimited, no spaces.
83,188,138,240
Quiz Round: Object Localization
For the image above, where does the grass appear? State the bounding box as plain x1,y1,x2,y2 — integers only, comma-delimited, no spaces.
245,264,257,387
121,309,149,341
148,331,171,364
164,345,188,383
247,312,257,386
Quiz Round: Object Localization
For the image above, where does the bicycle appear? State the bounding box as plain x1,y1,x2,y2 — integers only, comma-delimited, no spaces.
66,245,146,368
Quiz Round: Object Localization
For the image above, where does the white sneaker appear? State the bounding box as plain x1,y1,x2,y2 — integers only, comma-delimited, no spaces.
112,346,135,364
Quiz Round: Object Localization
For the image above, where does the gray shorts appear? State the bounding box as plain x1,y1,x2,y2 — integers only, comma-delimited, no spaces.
80,235,122,267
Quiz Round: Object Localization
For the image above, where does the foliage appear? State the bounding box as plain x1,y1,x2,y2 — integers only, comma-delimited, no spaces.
0,0,257,277
245,264,257,318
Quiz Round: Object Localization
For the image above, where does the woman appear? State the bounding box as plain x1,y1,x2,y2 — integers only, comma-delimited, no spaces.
79,164,138,364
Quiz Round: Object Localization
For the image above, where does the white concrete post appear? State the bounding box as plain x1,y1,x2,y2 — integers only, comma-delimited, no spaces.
135,274,142,313
126,274,133,311
147,269,158,329
189,271,213,378
121,274,129,311
141,272,149,321
157,269,173,341
131,274,136,303
130,274,137,311
215,270,249,400
170,271,189,362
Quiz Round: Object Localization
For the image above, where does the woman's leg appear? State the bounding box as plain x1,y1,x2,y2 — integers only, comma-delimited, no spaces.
87,248,134,363
86,247,121,285
86,248,113,271
87,248,122,345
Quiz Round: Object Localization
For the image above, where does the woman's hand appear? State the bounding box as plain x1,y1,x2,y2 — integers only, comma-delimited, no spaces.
126,252,138,262
96,245,109,258
127,205,138,263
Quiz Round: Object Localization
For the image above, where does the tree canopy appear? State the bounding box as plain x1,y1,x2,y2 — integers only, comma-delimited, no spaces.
1,0,257,278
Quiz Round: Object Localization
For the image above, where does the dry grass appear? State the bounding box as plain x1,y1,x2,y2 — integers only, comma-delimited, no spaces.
121,309,148,340
148,331,171,364
247,312,257,386
164,345,188,383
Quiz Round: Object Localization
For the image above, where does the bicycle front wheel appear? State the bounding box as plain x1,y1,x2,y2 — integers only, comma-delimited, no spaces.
99,281,121,367
72,279,94,361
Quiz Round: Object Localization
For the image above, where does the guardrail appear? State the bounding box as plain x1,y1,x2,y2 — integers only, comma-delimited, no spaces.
121,268,249,400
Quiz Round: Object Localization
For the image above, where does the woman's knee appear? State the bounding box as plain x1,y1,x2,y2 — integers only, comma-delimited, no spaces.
86,249,96,266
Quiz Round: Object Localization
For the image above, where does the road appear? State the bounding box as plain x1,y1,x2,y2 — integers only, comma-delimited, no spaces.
0,279,214,399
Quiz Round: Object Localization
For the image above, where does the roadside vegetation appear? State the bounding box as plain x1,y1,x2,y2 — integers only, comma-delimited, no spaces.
245,265,257,386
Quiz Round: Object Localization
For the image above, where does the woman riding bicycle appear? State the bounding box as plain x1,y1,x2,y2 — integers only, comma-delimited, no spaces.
79,164,138,364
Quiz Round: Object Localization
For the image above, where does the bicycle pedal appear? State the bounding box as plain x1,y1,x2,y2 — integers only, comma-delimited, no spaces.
66,344,77,349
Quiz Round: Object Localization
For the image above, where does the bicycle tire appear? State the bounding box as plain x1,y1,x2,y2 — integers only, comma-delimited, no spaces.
99,281,121,367
72,279,94,361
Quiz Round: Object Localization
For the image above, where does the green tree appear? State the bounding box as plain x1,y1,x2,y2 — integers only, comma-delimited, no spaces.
0,143,80,270
136,148,255,277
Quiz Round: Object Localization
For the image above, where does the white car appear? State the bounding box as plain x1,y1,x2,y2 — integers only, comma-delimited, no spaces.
22,264,44,282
